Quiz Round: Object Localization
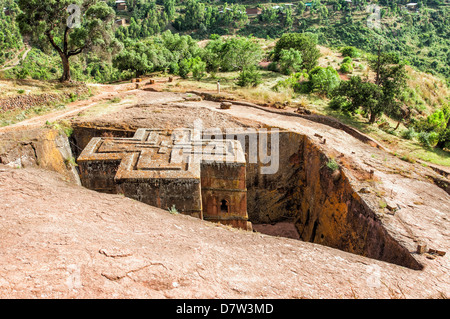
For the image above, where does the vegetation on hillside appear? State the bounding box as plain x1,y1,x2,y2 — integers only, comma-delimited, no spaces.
0,0,23,67
0,0,449,163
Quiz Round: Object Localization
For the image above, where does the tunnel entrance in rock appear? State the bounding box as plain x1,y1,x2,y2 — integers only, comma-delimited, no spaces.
70,124,423,270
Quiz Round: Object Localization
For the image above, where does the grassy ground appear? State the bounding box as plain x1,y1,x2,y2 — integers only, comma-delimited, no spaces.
0,103,66,127
0,79,95,127
166,70,293,105
320,106,450,167
0,79,59,99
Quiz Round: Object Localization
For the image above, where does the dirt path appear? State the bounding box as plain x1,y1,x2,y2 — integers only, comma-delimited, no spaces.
0,44,32,71
0,82,133,133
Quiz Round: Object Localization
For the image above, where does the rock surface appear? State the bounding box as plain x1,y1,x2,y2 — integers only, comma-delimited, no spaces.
0,85,449,299
0,166,449,299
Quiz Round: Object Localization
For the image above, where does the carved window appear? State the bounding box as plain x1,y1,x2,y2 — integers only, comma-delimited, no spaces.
220,199,229,213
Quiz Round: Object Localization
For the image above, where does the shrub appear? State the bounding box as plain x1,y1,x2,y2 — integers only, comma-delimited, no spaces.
268,61,279,72
339,62,353,74
428,131,440,147
168,205,179,214
400,155,416,163
273,71,308,92
326,159,339,172
16,67,29,79
418,131,439,148
412,106,449,149
308,66,340,96
45,120,73,137
401,127,417,140
342,57,353,64
329,95,350,111
438,128,450,150
413,108,448,132
237,66,262,87
340,46,360,58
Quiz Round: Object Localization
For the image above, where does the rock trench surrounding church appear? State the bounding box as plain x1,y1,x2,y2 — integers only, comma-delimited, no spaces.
75,125,422,270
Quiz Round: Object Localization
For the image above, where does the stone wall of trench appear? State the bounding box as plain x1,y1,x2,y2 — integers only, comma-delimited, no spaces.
0,128,80,185
239,131,304,224
296,137,422,270
240,131,422,270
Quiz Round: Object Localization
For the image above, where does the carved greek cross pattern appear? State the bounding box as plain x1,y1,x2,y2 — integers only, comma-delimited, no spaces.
77,128,250,230
77,129,245,181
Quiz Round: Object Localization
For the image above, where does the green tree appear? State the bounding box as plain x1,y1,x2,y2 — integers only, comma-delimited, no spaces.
220,4,248,28
308,66,340,96
160,30,200,62
237,65,262,87
204,36,262,72
317,5,328,23
260,7,279,24
369,50,407,124
331,75,383,122
163,0,175,21
278,48,303,75
274,33,321,71
297,1,306,15
189,57,206,80
178,58,190,79
113,44,153,78
340,46,360,58
284,7,294,29
17,0,118,82
331,48,408,124
174,0,205,31
0,0,23,66
412,105,450,149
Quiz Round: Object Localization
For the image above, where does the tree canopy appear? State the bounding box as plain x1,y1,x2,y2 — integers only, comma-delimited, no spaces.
17,0,119,82
273,33,321,72
203,36,263,72
330,50,407,123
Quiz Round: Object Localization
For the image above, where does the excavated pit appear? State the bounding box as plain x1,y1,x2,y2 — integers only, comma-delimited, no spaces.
69,124,423,270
